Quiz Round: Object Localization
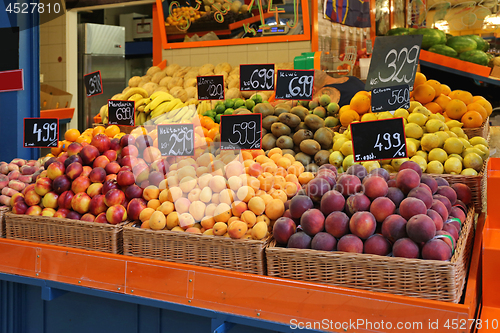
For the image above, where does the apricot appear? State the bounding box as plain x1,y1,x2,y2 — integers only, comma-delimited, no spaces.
143,185,160,201
203,229,214,236
179,213,195,229
167,187,183,202
149,211,167,230
157,201,174,215
171,226,184,232
174,197,191,214
225,160,244,179
277,157,292,169
265,199,285,220
227,176,243,191
255,190,266,196
256,214,271,226
283,154,295,163
139,207,155,222
201,215,215,229
214,203,231,222
275,167,287,177
205,203,217,216
219,189,235,205
248,196,266,215
270,153,282,164
159,189,169,203
189,200,206,222
228,221,248,239
177,158,196,169
258,173,274,192
255,155,270,164
211,193,220,205
237,186,255,202
288,163,304,177
166,212,179,229
228,216,240,225
248,176,261,191
209,175,227,193
284,182,298,198
166,175,179,187
199,187,212,203
241,210,257,228
222,154,237,165
177,165,196,180
141,220,150,229
196,166,209,177
147,199,161,210
298,172,314,184
285,174,298,183
188,188,201,202
261,162,277,174
268,147,282,157
271,189,288,203
198,173,213,188
186,227,202,234
179,176,197,193
213,222,228,236
259,194,273,206
196,153,214,167
231,201,247,217
252,221,268,240
243,159,254,168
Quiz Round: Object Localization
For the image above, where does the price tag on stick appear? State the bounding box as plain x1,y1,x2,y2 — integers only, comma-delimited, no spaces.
157,124,194,156
84,70,103,97
275,69,315,100
23,118,59,148
220,114,262,150
197,75,225,100
240,64,275,91
108,100,135,126
365,35,423,91
371,84,410,112
350,118,407,162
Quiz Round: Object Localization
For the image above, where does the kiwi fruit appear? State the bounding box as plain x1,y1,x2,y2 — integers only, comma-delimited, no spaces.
253,103,274,117
306,163,319,173
325,116,340,128
294,122,309,132
293,129,314,146
271,122,291,137
295,152,312,166
262,128,268,136
274,103,291,116
304,114,325,132
278,113,301,129
314,127,334,150
282,149,295,156
290,106,309,120
300,139,321,156
293,146,302,154
234,108,252,115
314,150,330,166
262,115,278,130
262,133,277,150
313,106,327,118
276,135,294,149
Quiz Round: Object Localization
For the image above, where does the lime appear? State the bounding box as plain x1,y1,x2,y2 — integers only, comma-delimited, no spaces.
234,99,245,108
215,114,222,123
245,99,256,110
224,99,235,108
252,94,263,104
215,104,226,114
224,108,234,115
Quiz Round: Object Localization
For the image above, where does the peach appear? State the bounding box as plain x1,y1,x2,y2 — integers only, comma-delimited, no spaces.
349,211,376,240
392,238,419,258
443,222,459,242
325,211,350,238
451,183,472,205
106,204,127,224
433,194,452,213
363,176,388,200
89,194,107,216
42,191,59,209
300,208,325,236
81,213,96,222
92,155,110,169
422,238,452,261
41,208,57,217
345,193,371,217
436,186,457,205
47,161,65,180
71,192,91,214
289,195,314,219
87,183,103,198
248,196,265,216
54,208,70,218
386,187,404,208
364,234,391,256
12,201,29,214
346,164,368,181
381,215,407,243
337,234,363,253
26,205,43,216
406,214,436,243
319,190,344,217
89,167,106,183
81,166,92,178
311,232,337,251
125,184,143,200
396,169,420,194
399,197,427,220
334,174,360,197
427,209,444,231
431,199,449,221
34,177,52,196
287,232,312,249
370,197,396,223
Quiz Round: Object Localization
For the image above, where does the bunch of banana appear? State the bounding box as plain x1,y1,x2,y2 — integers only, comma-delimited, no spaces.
151,104,198,125
196,100,212,115
98,87,150,125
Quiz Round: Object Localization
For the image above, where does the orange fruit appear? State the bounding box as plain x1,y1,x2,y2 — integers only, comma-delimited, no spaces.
61,140,71,152
340,109,360,127
424,102,443,114
200,116,214,129
355,90,371,98
105,125,120,138
413,83,436,104
51,141,64,156
440,84,451,95
64,129,80,142
472,95,485,102
461,111,483,128
413,72,427,88
207,127,219,140
202,127,209,137
75,135,91,144
442,112,452,122
93,126,106,136
205,137,213,144
426,80,442,96
242,151,253,161
466,102,487,121
433,94,451,110
339,105,352,116
448,90,473,105
474,98,492,116
349,94,371,115
445,99,468,120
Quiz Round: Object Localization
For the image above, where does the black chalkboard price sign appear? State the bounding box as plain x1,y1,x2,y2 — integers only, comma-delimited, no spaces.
365,35,423,91
108,100,135,126
220,114,262,150
197,75,224,100
275,70,315,100
157,124,194,156
23,118,59,148
371,84,410,112
240,64,275,91
84,70,103,97
350,117,407,162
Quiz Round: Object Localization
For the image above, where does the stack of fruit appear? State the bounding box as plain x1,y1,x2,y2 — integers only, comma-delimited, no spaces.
0,159,43,207
273,161,471,261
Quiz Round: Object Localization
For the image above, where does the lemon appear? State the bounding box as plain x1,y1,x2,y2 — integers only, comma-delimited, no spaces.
405,123,424,139
415,150,428,161
421,134,441,152
361,113,377,122
421,125,428,134
445,130,458,138
382,164,396,173
407,138,421,149
469,136,488,147
408,113,428,126
394,108,409,119
445,120,463,128
459,138,472,149
474,144,490,161
458,133,469,139
434,131,449,146
413,106,432,116
377,111,394,120
333,133,344,143
443,137,464,155
342,154,359,170
362,161,381,172
463,152,483,172
449,153,463,163
408,101,422,112
425,119,446,133
462,147,483,158
406,140,417,157
411,155,427,172
427,160,444,174
333,137,348,151
402,118,408,126
343,129,351,139
379,159,391,165
450,127,465,137
337,166,344,174
328,151,344,168
444,157,463,174
391,158,409,171
340,140,353,156
428,148,448,164
461,168,478,176
429,113,445,122
442,123,449,131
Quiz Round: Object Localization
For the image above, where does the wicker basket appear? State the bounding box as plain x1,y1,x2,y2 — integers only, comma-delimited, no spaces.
5,213,125,254
0,206,8,238
266,207,475,303
123,223,271,274
463,117,490,140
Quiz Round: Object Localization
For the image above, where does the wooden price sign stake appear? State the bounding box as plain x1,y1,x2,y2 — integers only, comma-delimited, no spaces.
350,118,407,162
23,118,59,148
197,75,225,100
371,84,410,112
239,64,275,91
365,35,423,92
275,69,314,101
108,100,135,126
84,70,103,97
157,124,194,156
220,114,262,150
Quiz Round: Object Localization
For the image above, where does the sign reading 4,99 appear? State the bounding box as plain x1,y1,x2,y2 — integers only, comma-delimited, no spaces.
197,75,225,100
240,64,275,91
23,118,59,148
220,114,262,150
365,35,423,91
350,117,407,162
108,100,135,126
275,69,314,101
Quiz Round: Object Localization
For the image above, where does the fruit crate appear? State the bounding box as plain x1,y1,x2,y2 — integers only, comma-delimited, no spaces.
123,223,271,274
0,206,8,237
4,213,125,254
266,207,475,303
462,116,490,140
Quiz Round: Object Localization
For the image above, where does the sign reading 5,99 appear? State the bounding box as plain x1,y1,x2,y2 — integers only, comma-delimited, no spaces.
275,69,314,101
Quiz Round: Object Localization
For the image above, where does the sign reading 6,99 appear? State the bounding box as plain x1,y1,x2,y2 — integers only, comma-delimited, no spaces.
275,69,314,101
240,64,275,91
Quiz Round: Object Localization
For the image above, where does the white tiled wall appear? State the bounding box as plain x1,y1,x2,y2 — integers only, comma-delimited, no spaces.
162,41,311,67
40,15,66,90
